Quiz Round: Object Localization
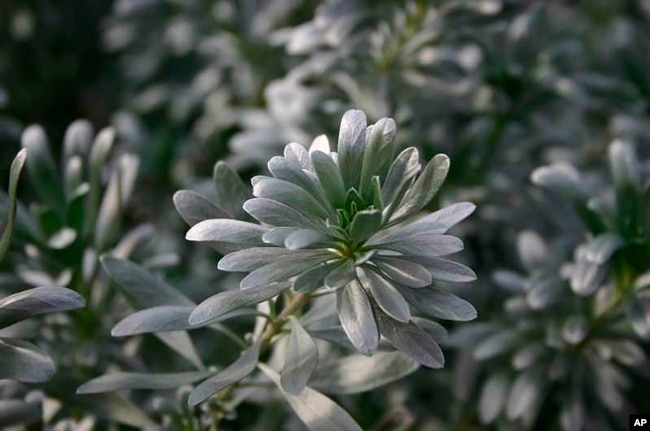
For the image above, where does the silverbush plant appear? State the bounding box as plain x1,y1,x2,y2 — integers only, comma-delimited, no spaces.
450,139,649,431
0,121,184,429
81,109,478,429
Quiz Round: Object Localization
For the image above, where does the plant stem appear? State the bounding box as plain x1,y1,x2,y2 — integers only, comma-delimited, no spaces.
206,292,312,428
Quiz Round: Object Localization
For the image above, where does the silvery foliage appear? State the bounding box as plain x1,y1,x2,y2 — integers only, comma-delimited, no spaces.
0,121,184,429
450,140,649,431
0,150,85,428
104,0,317,169
82,109,477,430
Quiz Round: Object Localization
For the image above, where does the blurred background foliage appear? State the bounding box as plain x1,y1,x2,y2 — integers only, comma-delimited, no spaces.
1,0,649,430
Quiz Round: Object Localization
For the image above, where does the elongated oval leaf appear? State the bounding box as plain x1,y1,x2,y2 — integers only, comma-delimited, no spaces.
219,248,331,272
173,190,229,226
506,371,541,420
397,286,477,321
357,267,410,323
337,280,379,355
0,286,85,328
186,219,268,245
310,351,418,395
390,154,450,222
244,198,325,231
0,338,54,383
294,261,343,293
241,257,329,290
259,363,362,431
188,341,261,406
374,257,432,287
311,150,346,209
337,110,367,190
254,178,330,220
375,313,444,368
324,260,356,289
0,149,28,261
100,256,193,307
77,370,213,394
21,125,65,216
382,147,421,205
112,306,194,336
479,373,511,424
190,283,289,326
214,161,250,218
281,317,319,395
349,210,382,243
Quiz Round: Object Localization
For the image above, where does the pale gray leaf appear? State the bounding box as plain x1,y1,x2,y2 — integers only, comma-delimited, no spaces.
186,219,268,245
77,370,213,394
397,286,477,321
0,338,54,383
188,341,261,406
337,109,367,190
373,257,432,287
173,190,228,226
375,313,444,368
112,306,194,336
281,317,319,395
0,286,84,328
337,280,379,355
190,283,289,326
310,351,418,395
357,267,410,323
259,363,362,431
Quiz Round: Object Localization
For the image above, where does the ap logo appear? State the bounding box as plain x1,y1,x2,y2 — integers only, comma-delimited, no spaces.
631,414,650,430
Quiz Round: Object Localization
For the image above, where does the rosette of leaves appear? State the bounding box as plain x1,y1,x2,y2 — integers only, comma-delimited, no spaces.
79,109,477,430
0,120,187,429
451,230,647,431
0,149,85,428
188,108,478,363
532,139,650,337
